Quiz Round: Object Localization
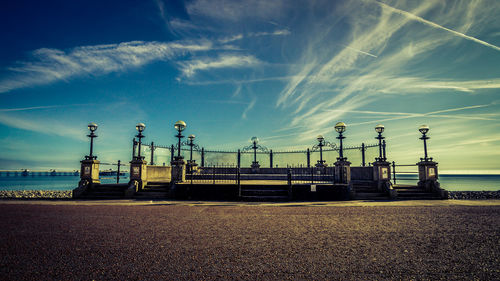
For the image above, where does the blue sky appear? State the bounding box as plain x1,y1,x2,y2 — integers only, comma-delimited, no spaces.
1,0,500,173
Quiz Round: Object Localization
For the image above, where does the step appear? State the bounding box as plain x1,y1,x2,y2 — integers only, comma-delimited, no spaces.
240,195,290,201
87,191,124,196
134,192,168,198
395,188,426,193
80,195,125,199
241,185,289,190
142,187,170,192
396,196,442,200
353,187,379,192
241,190,289,196
397,192,436,197
354,192,389,200
392,185,418,189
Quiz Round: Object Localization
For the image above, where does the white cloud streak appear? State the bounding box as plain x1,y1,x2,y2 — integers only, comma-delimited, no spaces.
0,40,214,93
186,0,286,22
0,105,63,112
275,0,500,137
374,0,500,52
0,113,86,141
178,54,261,78
241,97,256,119
342,45,378,58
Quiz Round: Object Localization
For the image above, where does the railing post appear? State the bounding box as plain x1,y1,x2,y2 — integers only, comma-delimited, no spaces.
170,145,174,164
212,165,216,184
307,148,311,168
201,147,205,167
383,140,387,161
287,168,292,200
392,161,397,185
190,162,193,185
116,160,121,184
310,167,314,184
150,142,154,165
361,143,366,167
132,138,137,159
287,168,292,186
237,167,241,197
237,149,241,168
269,150,273,168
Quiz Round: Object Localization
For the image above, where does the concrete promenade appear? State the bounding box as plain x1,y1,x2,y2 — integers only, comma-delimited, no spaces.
1,200,499,280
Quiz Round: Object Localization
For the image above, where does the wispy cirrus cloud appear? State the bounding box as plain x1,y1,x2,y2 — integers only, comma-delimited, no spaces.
374,0,500,52
186,0,286,22
0,40,214,94
241,97,256,119
0,113,86,140
218,29,291,43
177,54,261,78
276,0,500,138
0,105,65,112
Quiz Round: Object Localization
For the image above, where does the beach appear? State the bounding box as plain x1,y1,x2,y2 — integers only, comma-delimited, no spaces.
1,200,499,280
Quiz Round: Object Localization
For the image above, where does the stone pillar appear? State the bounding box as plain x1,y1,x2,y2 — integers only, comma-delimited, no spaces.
126,159,148,197
73,159,100,198
417,160,439,192
171,159,186,183
372,160,391,191
373,160,396,198
334,160,352,200
334,160,351,184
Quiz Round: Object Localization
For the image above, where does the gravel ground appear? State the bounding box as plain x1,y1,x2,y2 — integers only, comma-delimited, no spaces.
0,190,72,199
448,191,500,200
0,204,499,280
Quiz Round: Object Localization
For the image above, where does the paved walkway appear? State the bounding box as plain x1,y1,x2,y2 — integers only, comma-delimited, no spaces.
1,202,499,280
1,199,499,207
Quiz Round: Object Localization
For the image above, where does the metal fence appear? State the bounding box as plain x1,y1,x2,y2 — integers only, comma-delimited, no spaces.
391,162,419,185
99,161,129,184
141,141,380,168
186,165,239,184
290,167,336,185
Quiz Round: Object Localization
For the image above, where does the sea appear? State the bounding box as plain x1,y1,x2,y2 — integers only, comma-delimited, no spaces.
0,173,499,191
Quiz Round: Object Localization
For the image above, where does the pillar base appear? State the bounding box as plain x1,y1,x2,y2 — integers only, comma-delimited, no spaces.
171,159,186,182
334,160,351,184
129,159,147,192
73,159,100,198
417,160,447,198
372,160,391,192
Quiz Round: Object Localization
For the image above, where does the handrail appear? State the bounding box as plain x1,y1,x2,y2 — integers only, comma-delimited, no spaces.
392,161,420,185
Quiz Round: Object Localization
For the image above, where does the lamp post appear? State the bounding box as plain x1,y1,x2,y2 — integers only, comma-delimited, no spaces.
86,122,98,160
174,120,186,160
335,122,346,161
188,134,195,163
317,135,325,166
135,123,146,160
375,124,385,161
251,137,259,165
419,125,430,161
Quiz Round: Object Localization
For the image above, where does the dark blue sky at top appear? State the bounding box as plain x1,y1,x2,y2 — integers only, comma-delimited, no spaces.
0,0,499,172
1,0,169,61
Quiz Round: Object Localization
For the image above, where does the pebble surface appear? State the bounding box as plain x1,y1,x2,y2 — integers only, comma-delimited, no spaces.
0,190,72,199
0,204,499,280
448,191,500,200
